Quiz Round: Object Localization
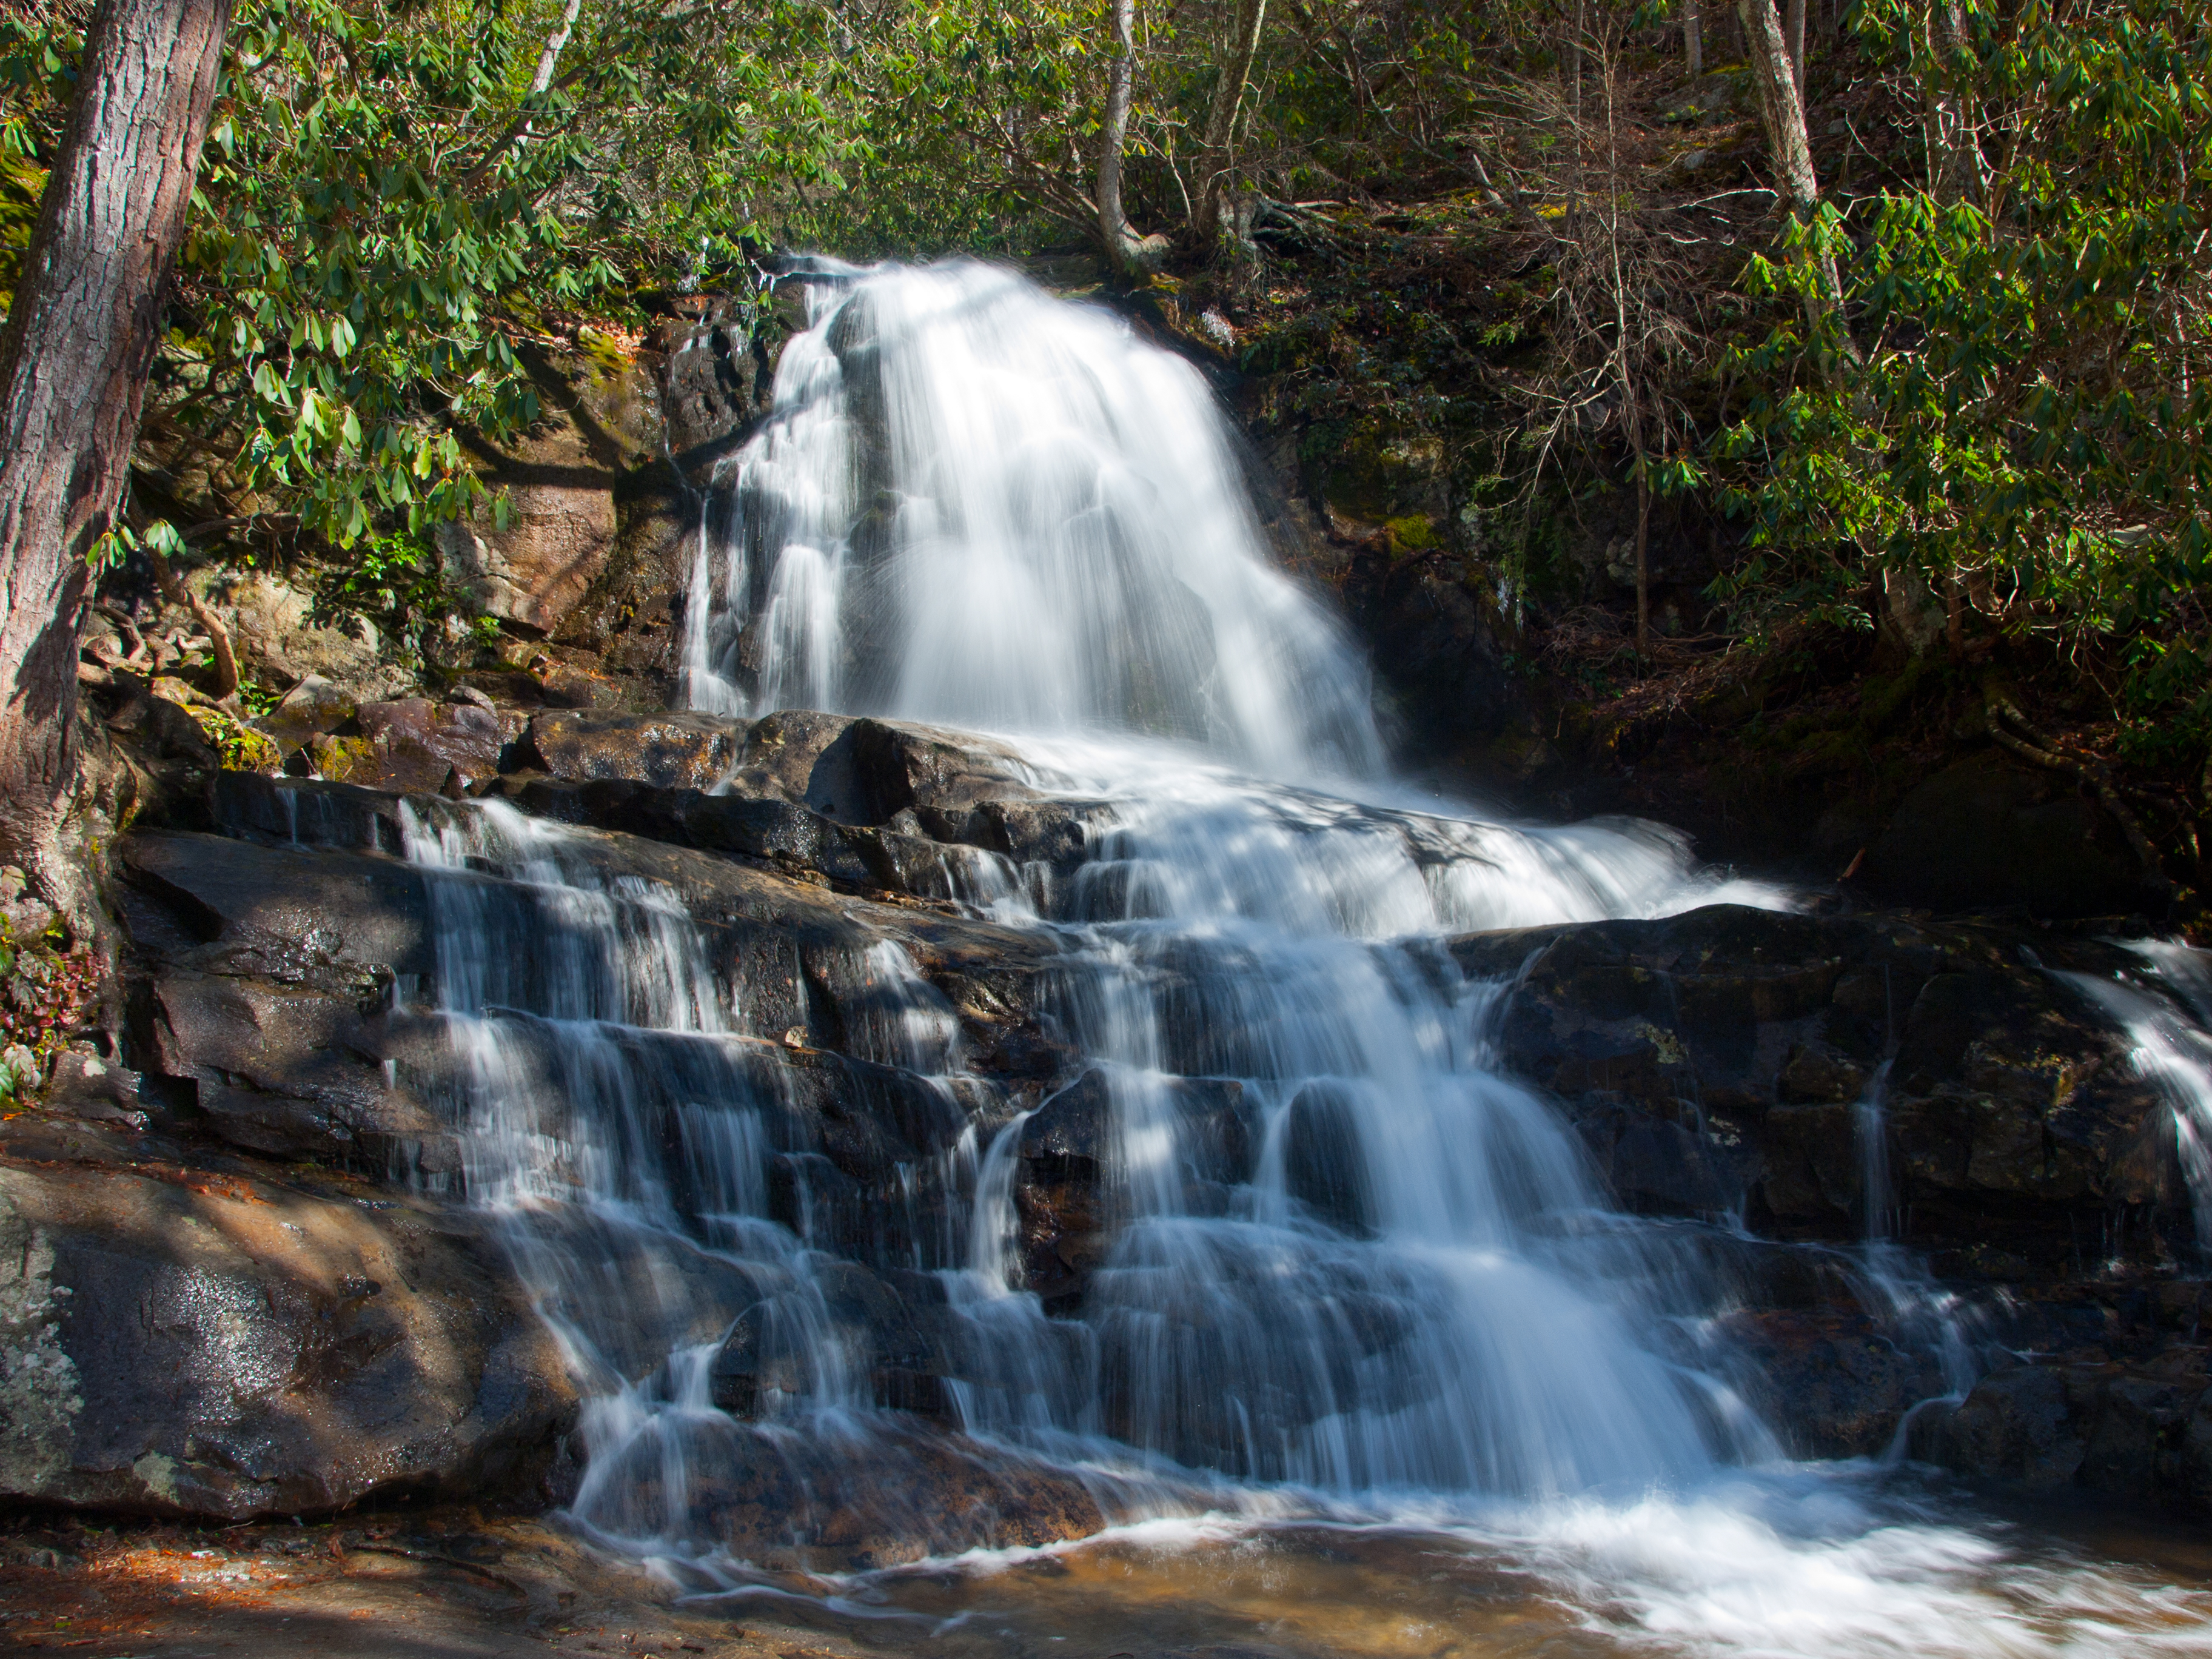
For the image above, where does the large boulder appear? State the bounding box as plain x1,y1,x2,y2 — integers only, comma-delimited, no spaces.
344,698,506,792
651,297,780,477
0,1158,574,1520
1860,751,2162,916
1725,1309,1946,1458
1453,905,2187,1268
547,298,785,706
437,347,662,639
144,969,454,1167
1012,1069,1250,1305
655,1416,1104,1572
167,780,1079,1141
509,708,742,792
1911,1353,2212,1514
204,571,415,702
708,1261,956,1419
487,709,1117,895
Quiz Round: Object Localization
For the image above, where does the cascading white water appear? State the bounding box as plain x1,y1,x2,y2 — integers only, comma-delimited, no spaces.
370,260,2212,1652
684,260,1382,779
668,258,1801,1506
2060,942,2212,1256
1848,1061,1981,1413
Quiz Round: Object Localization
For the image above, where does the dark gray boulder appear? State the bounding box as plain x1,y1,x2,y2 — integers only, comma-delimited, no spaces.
0,1160,575,1520
1455,904,2186,1265
1861,750,2162,916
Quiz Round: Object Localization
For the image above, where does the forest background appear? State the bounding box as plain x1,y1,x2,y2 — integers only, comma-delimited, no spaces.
0,0,2208,920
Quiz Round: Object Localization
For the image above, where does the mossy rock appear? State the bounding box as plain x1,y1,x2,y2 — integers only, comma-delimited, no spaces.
1322,424,1448,523
218,727,284,774
1858,658,1930,736
304,733,378,783
1385,514,1439,557
1783,727,1868,780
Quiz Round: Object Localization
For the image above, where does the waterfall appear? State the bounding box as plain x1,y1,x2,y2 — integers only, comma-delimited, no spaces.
2059,943,2212,1258
329,259,2212,1649
1848,1062,1980,1413
682,260,1382,779
340,258,1802,1559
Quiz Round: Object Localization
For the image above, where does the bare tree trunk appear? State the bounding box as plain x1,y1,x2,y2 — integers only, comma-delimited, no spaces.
1738,0,1819,211
1098,0,1148,272
1684,2,1703,78
1192,0,1270,251
1916,0,1989,206
0,0,229,925
531,0,584,94
1737,0,1852,349
1785,0,1807,102
1633,447,1653,655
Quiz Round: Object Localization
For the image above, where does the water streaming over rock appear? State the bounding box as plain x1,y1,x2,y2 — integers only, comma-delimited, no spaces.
2059,941,2212,1259
1848,1061,1982,1416
369,260,2212,1649
682,260,1381,779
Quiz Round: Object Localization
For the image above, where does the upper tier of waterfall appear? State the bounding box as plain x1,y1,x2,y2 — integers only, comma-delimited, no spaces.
682,260,1382,780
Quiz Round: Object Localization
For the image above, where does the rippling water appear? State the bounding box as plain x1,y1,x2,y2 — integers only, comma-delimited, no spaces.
679,1472,2212,1659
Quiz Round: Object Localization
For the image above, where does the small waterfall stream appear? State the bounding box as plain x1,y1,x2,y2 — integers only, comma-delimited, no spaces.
2060,943,2212,1262
385,260,2212,1653
1848,1062,1982,1420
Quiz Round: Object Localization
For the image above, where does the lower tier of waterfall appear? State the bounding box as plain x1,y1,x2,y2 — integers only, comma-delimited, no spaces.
190,704,2212,1657
390,740,1792,1549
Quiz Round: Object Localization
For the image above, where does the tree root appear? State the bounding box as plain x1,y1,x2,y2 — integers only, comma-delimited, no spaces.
1987,697,2173,898
146,547,240,703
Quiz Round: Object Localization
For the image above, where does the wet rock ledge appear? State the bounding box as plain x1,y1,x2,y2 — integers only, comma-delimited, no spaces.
1,701,2205,1537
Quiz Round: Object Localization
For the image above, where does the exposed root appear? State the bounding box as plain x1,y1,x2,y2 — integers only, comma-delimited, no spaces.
146,547,240,703
1988,696,2172,897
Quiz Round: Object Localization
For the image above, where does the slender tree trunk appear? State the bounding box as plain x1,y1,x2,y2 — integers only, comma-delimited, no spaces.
1192,0,1269,252
1684,3,1703,78
0,0,229,923
1737,0,1852,349
1098,0,1147,271
1598,46,1653,656
1633,449,1653,655
531,0,585,95
1916,0,1989,206
1785,0,1807,102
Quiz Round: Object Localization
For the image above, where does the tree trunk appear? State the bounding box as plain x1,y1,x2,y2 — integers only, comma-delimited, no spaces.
0,0,229,923
531,0,585,95
1192,0,1269,251
1916,0,1988,206
1098,0,1148,272
1684,4,1703,78
1785,0,1807,103
1738,0,1819,213
1633,458,1653,656
1737,0,1851,346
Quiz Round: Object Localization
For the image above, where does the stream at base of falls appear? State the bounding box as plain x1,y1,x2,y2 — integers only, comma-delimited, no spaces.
677,1486,2212,1659
397,258,2212,1655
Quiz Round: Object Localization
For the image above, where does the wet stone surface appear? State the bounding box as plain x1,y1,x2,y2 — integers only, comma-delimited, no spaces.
29,701,2212,1544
